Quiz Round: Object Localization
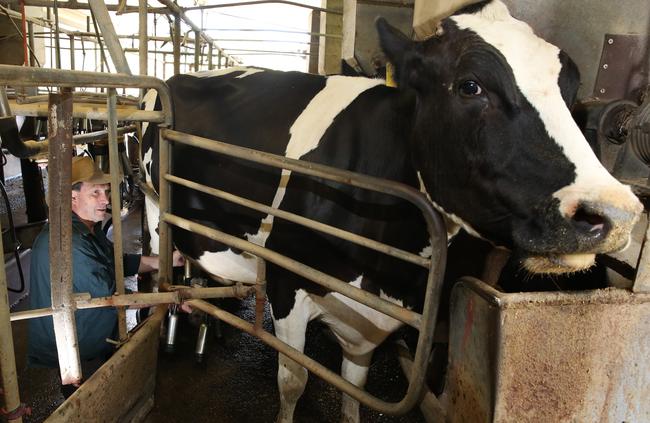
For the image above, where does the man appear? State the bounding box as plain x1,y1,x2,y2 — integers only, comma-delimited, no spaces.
28,156,183,396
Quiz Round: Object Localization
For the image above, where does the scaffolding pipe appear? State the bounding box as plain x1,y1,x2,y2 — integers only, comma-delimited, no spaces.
107,88,127,341
194,30,200,71
172,13,180,75
88,0,132,75
139,0,147,99
0,65,173,126
48,88,83,386
0,204,22,422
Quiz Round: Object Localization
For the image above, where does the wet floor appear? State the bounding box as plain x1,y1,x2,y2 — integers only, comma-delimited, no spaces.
145,296,425,423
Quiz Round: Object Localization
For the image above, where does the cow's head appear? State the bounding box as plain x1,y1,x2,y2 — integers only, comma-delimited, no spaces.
378,0,642,274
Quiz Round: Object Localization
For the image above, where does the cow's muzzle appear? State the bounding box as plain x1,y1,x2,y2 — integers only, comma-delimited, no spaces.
520,188,643,274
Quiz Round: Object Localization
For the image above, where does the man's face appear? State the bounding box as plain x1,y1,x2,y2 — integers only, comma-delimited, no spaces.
72,182,110,223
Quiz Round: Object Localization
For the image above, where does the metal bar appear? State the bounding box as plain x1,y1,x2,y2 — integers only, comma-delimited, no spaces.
0,86,10,116
139,0,147,100
194,30,200,71
0,201,22,422
9,101,165,123
172,13,180,76
88,0,132,74
156,0,237,64
69,34,75,70
28,21,35,66
158,132,172,286
182,0,342,15
0,64,173,126
395,340,446,422
53,0,61,68
162,129,433,210
10,307,54,321
189,298,416,415
3,124,136,159
159,127,448,415
164,213,423,330
208,43,213,70
204,27,342,39
75,292,179,309
107,88,127,341
165,174,429,268
48,88,82,386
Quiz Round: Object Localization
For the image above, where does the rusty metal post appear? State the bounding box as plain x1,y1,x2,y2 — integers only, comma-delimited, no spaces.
28,21,36,67
107,88,127,341
194,30,200,71
139,0,148,99
48,88,82,386
208,42,213,70
0,217,22,422
172,13,181,76
157,130,172,286
217,50,222,69
68,34,75,70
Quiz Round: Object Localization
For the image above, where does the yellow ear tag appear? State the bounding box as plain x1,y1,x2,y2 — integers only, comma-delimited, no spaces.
385,61,397,88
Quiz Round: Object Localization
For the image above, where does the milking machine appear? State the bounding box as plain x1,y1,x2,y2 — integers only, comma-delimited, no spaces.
163,259,216,362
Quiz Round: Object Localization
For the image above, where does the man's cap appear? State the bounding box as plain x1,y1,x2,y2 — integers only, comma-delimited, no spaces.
71,156,112,185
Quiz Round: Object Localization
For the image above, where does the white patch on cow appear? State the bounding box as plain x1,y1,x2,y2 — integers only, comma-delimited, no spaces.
144,194,160,255
141,89,157,138
142,147,153,184
416,171,480,240
190,66,264,79
325,276,404,337
15,115,25,131
196,249,258,283
452,1,639,215
246,76,384,247
419,242,432,258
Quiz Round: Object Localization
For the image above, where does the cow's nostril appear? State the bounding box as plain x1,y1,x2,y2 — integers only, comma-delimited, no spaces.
571,205,607,238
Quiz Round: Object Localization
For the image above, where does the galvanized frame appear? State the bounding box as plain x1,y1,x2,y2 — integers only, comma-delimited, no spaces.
157,128,448,415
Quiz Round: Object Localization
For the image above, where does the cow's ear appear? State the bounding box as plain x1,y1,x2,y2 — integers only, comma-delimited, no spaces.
377,18,424,89
376,18,411,66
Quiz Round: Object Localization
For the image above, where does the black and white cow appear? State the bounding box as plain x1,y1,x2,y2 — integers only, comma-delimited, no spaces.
141,1,642,421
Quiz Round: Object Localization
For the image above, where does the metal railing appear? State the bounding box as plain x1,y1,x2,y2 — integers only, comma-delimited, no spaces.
157,128,448,415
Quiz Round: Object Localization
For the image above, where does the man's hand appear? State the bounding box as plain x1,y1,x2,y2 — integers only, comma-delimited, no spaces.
172,250,185,267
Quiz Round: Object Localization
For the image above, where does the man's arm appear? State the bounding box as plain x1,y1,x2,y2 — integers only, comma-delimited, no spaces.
137,250,185,273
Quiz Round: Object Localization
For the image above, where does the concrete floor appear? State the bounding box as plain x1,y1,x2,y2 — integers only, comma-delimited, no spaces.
5,174,426,422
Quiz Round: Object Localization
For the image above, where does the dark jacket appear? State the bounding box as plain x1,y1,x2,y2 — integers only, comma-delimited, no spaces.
28,213,141,367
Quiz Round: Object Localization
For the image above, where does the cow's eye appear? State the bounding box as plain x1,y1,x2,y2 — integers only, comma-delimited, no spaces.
458,80,483,97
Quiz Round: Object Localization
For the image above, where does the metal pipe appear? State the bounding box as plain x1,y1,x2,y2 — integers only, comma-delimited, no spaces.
0,64,172,126
194,30,200,71
158,131,172,287
69,34,75,70
10,307,54,321
189,298,419,415
156,0,237,64
139,0,147,100
208,42,213,70
48,88,82,386
0,198,22,422
9,101,165,124
172,13,180,76
53,0,61,69
0,86,10,116
107,88,127,342
182,0,342,15
395,340,446,422
2,124,136,159
165,174,429,268
164,213,423,330
27,21,35,66
159,127,448,415
88,0,132,75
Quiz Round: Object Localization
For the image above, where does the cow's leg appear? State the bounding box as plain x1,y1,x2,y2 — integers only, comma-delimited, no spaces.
340,349,373,423
272,291,313,423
